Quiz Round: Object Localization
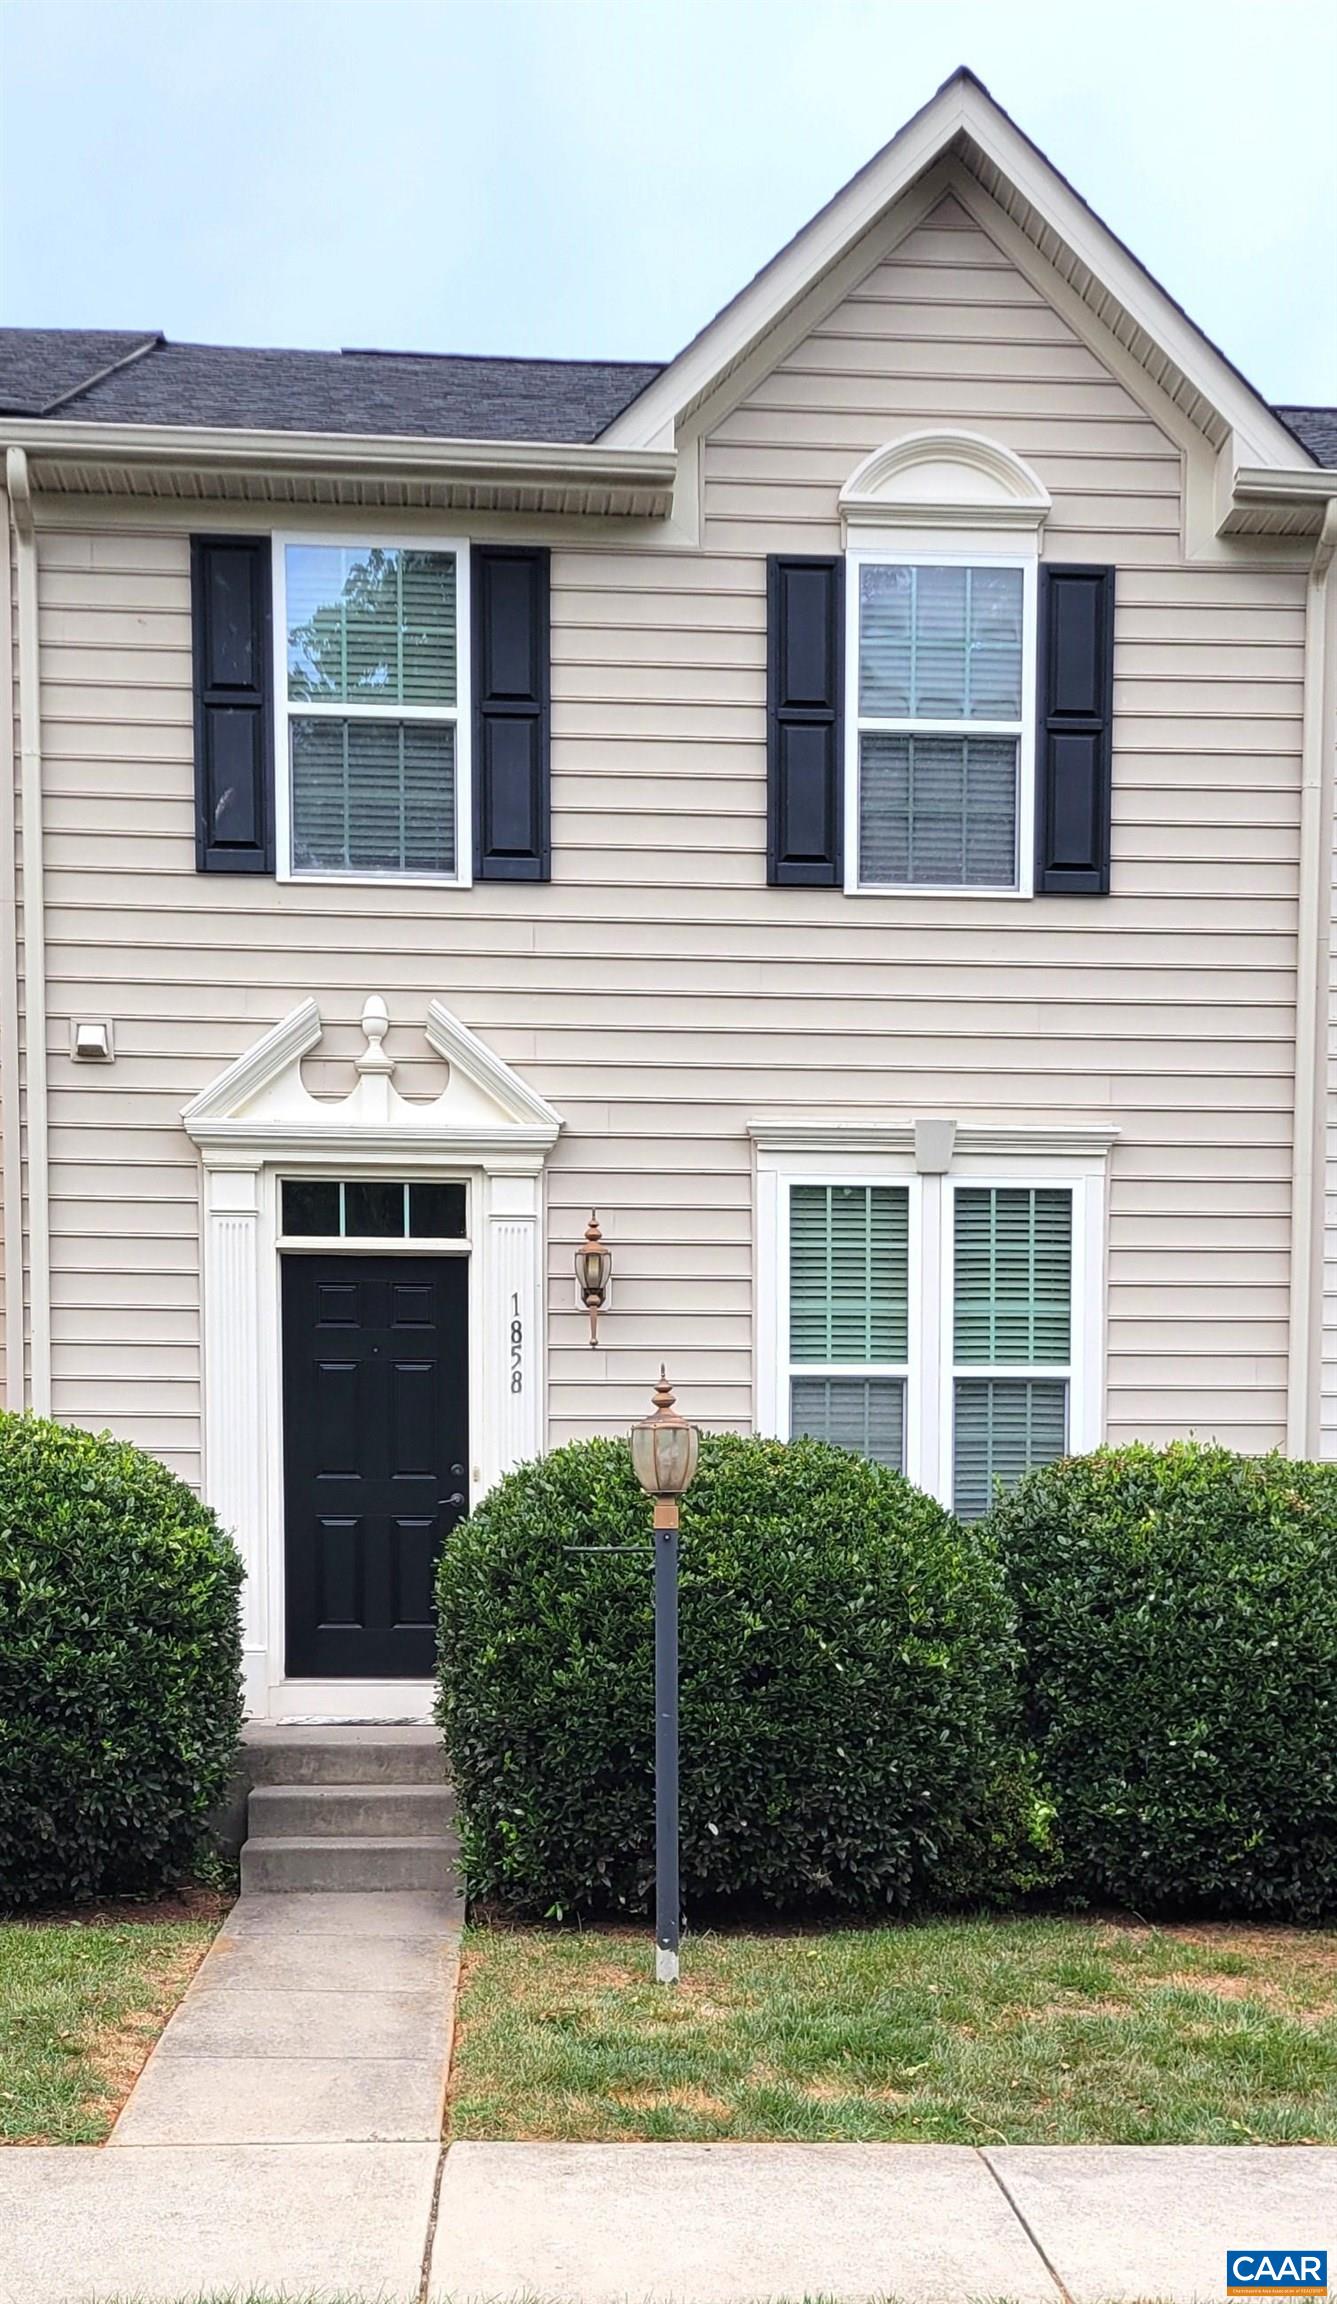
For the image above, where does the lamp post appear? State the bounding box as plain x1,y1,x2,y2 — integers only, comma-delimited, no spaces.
630,1368,699,1984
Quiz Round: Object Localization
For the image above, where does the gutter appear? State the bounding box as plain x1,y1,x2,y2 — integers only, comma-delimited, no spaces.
1287,495,1337,1455
0,415,677,513
0,478,22,1404
6,448,50,1414
1233,465,1337,510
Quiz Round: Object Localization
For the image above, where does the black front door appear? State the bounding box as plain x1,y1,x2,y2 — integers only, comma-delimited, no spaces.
282,1254,468,1677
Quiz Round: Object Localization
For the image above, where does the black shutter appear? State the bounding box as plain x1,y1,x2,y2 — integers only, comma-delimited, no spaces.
190,535,274,874
1035,565,1115,895
767,555,844,886
472,546,550,881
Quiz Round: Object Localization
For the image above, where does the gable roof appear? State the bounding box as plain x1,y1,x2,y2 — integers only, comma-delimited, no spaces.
600,66,1313,473
0,68,1327,514
0,327,662,444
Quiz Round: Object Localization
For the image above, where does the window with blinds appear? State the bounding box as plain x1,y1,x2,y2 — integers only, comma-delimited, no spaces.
787,1183,909,1469
855,561,1025,890
952,1185,1072,1518
282,542,462,879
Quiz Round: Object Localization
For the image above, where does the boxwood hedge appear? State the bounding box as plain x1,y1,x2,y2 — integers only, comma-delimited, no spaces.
436,1432,1048,1917
0,1413,244,1906
987,1442,1337,1920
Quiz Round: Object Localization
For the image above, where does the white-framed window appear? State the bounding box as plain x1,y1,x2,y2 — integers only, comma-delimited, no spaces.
786,1181,914,1469
944,1183,1073,1519
273,532,471,886
846,547,1036,896
757,1136,1106,1516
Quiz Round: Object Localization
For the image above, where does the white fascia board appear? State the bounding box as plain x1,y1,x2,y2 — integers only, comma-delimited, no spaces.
0,415,676,505
964,97,1311,473
601,79,970,449
605,72,1308,476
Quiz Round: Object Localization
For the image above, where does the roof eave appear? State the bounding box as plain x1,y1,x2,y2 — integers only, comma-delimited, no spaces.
604,68,1311,475
1219,461,1337,538
0,415,678,518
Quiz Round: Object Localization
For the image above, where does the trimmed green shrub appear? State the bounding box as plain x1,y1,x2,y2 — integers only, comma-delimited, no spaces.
988,1442,1337,1920
0,1414,244,1907
437,1433,1047,1916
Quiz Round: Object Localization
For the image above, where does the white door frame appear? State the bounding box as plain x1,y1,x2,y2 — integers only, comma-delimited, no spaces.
184,994,562,1720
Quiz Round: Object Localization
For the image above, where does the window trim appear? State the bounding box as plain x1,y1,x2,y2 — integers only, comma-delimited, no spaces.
756,1138,1107,1511
844,542,1038,900
272,528,473,889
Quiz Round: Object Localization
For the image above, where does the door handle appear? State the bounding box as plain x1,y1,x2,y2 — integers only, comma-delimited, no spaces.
438,1492,466,1510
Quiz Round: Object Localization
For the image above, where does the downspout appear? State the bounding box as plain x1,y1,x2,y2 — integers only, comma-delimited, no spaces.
6,448,50,1415
1287,495,1337,1456
0,477,23,1404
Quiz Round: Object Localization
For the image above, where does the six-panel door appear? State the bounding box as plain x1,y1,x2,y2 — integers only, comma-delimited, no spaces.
281,1254,469,1677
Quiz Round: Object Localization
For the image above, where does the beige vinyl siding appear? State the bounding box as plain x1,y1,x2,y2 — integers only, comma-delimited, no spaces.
695,195,1305,1451
1324,785,1337,1458
702,195,1185,564
20,183,1309,1473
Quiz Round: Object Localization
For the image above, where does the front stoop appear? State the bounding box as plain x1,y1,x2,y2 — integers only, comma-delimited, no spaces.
239,1725,461,1894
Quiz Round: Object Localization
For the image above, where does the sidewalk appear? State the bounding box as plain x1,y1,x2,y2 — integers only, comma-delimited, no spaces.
2,2138,1333,2303
428,2143,1337,2302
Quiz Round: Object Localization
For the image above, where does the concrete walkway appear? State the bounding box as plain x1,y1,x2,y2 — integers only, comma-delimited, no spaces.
2,2138,1333,2302
111,1887,463,2145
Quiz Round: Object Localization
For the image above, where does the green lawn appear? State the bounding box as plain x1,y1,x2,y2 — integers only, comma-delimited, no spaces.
0,1907,220,2142
450,1913,1337,2145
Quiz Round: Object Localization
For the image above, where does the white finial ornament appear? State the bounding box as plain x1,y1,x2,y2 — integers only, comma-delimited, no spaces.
357,994,394,1075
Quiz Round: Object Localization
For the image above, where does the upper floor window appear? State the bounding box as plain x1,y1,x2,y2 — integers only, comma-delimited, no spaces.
849,551,1035,895
275,536,471,885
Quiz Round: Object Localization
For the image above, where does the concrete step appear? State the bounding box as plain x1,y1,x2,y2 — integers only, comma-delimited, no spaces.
241,1724,447,1786
239,1834,460,1893
247,1782,456,1842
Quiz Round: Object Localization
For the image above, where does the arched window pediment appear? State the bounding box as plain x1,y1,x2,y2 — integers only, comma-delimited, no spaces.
839,429,1052,534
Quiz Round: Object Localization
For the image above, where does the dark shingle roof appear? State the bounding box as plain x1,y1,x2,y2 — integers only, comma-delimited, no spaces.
0,325,1327,462
1274,405,1337,467
0,328,162,415
0,328,662,443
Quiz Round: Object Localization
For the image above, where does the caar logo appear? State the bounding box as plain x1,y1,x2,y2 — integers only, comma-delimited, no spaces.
1228,2254,1328,2297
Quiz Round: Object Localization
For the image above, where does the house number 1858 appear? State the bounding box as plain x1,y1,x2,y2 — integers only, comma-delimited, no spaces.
509,1292,524,1395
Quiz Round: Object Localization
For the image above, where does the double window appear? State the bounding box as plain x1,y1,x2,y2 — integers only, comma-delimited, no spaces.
849,552,1035,895
769,1154,1101,1517
275,537,470,885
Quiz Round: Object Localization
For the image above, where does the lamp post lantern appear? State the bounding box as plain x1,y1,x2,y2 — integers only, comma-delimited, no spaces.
630,1367,699,1984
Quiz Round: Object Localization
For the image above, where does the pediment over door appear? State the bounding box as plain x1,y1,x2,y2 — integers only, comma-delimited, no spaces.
182,993,563,1163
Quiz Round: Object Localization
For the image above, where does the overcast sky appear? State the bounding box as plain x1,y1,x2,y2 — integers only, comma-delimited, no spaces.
1,0,1333,404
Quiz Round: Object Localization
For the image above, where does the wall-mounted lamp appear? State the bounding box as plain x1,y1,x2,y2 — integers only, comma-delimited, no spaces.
574,1211,613,1348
